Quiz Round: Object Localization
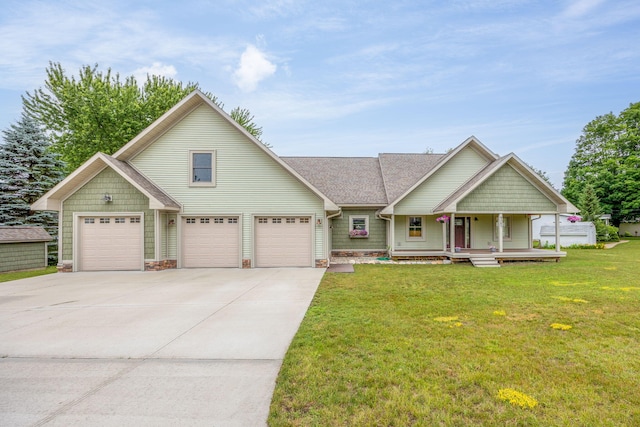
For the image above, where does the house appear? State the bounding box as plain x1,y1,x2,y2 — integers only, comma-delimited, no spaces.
619,218,640,237
0,226,52,272
32,91,578,272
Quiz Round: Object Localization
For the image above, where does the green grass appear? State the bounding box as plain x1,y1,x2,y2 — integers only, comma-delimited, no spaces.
269,241,640,426
0,266,57,283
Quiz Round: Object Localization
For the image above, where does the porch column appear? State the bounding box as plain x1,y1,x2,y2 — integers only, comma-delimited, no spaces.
389,215,395,255
555,213,561,252
498,213,504,253
449,213,456,252
442,218,447,252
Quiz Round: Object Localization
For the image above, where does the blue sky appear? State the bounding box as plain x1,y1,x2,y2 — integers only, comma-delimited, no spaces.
1,0,639,187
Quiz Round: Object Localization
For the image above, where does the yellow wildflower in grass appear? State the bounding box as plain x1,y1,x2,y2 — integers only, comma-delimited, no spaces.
552,296,588,303
493,310,506,316
550,323,572,330
604,266,617,270
433,316,458,322
601,286,640,292
448,322,463,328
497,388,538,409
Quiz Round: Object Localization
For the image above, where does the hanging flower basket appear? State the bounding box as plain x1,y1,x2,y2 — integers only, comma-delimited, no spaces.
436,215,450,223
349,229,368,238
567,215,581,223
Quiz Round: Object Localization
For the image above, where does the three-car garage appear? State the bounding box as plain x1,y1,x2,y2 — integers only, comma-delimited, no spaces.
74,214,314,271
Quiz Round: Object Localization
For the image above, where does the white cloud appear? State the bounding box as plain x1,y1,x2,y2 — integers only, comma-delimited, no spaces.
132,62,178,83
233,45,277,92
561,0,606,18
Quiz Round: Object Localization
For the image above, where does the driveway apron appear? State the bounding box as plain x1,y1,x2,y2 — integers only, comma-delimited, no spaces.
0,268,324,426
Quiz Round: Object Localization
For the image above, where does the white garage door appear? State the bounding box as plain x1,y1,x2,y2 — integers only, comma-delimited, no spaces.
182,217,239,268
255,217,312,267
79,216,143,271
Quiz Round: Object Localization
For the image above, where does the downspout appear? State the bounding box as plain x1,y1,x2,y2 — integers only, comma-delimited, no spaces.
530,214,542,249
376,211,392,256
326,209,342,265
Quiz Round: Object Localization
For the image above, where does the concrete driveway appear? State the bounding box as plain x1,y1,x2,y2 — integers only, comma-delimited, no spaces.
0,268,324,426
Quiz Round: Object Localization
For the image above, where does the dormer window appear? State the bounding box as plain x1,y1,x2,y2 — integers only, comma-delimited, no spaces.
190,151,216,186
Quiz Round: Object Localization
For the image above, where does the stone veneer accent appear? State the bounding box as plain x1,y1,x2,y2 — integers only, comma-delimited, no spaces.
145,260,177,271
242,259,252,268
57,263,73,273
331,250,388,258
315,259,328,268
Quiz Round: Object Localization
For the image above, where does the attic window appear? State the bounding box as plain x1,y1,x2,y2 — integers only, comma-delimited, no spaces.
190,151,216,186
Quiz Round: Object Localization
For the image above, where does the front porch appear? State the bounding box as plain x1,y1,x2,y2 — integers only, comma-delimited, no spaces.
391,248,565,263
330,248,566,266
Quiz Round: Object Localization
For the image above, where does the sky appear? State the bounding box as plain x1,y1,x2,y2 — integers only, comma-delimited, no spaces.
1,0,639,188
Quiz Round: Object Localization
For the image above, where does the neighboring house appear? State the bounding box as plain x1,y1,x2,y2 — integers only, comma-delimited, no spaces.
0,226,52,272
619,218,640,237
32,91,578,272
532,214,596,246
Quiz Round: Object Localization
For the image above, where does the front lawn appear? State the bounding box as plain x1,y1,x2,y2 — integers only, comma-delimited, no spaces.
269,241,640,426
0,266,57,283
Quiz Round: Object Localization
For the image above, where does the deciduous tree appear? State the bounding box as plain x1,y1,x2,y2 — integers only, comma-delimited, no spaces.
23,62,266,171
562,102,640,225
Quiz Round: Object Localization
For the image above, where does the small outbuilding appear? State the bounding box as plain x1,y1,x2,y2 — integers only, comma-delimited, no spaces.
0,226,53,273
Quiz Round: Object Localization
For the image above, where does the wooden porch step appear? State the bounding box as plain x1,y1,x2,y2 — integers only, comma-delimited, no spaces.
470,257,501,268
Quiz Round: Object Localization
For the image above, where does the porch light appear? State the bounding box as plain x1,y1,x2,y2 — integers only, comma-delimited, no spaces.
102,194,112,202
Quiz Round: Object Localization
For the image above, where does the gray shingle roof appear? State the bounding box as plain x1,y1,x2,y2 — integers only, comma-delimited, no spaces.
283,153,447,206
378,153,446,203
0,226,52,243
282,157,388,205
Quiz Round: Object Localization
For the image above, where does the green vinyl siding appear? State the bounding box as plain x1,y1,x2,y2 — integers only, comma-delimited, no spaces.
130,105,326,261
458,165,557,212
0,242,46,272
331,209,387,250
471,214,530,249
159,213,178,260
394,215,443,250
395,147,490,214
61,168,154,261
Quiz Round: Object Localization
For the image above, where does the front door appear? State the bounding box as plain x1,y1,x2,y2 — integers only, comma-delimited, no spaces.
454,217,471,249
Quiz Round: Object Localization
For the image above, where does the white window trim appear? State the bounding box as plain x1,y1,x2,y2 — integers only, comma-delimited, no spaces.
406,215,426,241
349,215,369,238
189,150,216,187
493,214,512,241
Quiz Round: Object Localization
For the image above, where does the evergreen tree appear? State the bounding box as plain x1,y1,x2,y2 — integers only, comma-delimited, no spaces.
577,183,603,223
0,114,65,262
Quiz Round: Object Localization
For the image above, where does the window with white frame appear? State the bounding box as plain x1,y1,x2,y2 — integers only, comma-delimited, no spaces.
493,215,512,240
407,216,425,240
349,215,369,238
190,151,216,186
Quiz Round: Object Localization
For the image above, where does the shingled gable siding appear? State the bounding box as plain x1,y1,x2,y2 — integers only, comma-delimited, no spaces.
130,104,326,263
331,209,386,250
0,242,47,272
61,168,154,261
457,165,557,212
395,146,490,214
